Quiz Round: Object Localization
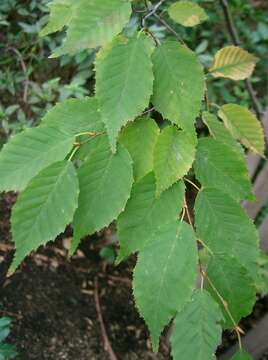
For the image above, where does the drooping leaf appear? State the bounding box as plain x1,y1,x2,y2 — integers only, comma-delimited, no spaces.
218,104,265,156
209,46,258,80
0,127,74,192
154,126,196,195
41,97,104,135
10,161,79,273
194,137,252,201
40,0,72,37
205,254,256,328
202,111,244,155
96,33,154,152
117,172,185,261
71,135,133,254
171,290,223,360
231,350,253,360
168,1,208,27
50,0,132,57
152,40,205,133
119,118,159,181
133,221,198,351
195,188,259,280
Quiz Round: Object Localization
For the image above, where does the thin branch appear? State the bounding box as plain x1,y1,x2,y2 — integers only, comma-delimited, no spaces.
218,0,263,118
184,197,193,227
153,13,185,44
184,177,201,191
142,0,166,28
202,268,244,349
94,277,118,360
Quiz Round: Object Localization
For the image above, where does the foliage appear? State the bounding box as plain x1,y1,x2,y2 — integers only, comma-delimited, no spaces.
0,318,17,360
0,0,267,358
0,0,95,139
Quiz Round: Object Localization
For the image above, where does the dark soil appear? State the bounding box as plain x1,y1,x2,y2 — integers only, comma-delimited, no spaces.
0,193,268,360
0,194,168,360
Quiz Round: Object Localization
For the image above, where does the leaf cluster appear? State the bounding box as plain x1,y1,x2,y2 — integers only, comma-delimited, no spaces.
0,1,266,359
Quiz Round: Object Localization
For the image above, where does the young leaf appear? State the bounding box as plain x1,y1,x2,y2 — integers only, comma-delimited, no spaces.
209,46,258,80
10,161,79,273
154,126,196,195
133,221,198,352
171,290,223,360
168,1,208,27
51,0,132,57
152,40,205,133
218,104,265,156
194,137,252,201
40,0,72,37
231,350,253,360
0,127,74,192
96,33,154,152
205,254,256,328
117,172,185,261
71,135,133,254
195,188,259,280
41,97,104,135
119,117,159,181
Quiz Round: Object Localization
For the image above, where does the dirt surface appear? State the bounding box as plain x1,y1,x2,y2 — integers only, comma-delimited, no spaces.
0,194,169,360
0,193,268,360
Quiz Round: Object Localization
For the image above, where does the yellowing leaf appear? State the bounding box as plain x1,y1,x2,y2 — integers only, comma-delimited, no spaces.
168,1,208,27
209,46,258,80
218,104,265,156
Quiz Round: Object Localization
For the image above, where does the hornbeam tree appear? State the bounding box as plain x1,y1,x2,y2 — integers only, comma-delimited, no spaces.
0,1,266,359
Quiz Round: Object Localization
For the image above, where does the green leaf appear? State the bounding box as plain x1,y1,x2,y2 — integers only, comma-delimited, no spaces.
0,344,17,360
119,117,159,181
231,350,253,360
154,126,196,195
71,135,133,254
0,127,74,192
218,104,265,156
133,221,198,351
152,41,205,133
202,111,244,155
10,161,79,273
171,290,223,360
209,46,258,80
0,318,11,342
96,34,154,152
117,172,185,261
194,137,252,201
41,97,104,135
205,254,256,328
40,0,72,37
195,188,259,281
51,0,132,57
255,252,268,296
168,1,208,27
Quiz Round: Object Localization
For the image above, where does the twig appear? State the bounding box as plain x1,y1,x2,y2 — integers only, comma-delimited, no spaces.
142,0,166,28
0,310,22,320
184,177,201,191
7,47,29,103
218,0,263,119
153,13,185,44
94,277,117,360
202,268,244,349
184,197,193,227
